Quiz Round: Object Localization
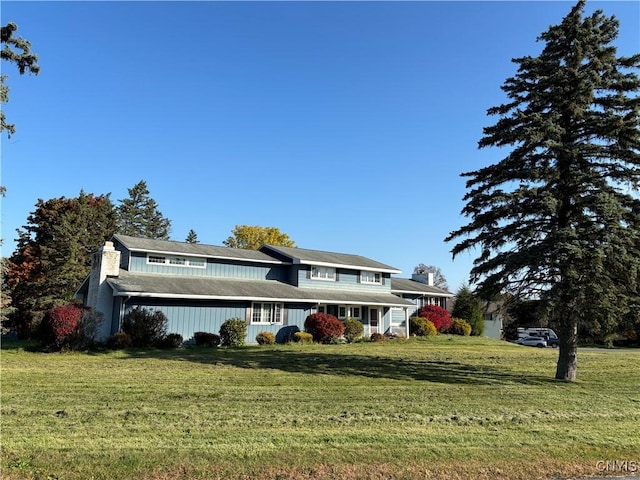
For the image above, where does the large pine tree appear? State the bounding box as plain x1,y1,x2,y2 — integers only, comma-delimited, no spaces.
116,180,171,240
446,1,640,381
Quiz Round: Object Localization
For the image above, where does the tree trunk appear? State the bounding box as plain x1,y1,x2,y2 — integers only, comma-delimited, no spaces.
555,317,578,381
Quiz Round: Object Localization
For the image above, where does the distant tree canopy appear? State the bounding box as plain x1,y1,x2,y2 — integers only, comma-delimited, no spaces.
1,22,39,137
116,180,171,240
446,1,640,381
223,225,295,250
185,229,199,244
413,264,449,290
7,192,116,336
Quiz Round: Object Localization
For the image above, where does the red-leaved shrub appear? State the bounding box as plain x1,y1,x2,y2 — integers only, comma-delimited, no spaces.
41,303,84,350
417,305,452,333
304,313,345,343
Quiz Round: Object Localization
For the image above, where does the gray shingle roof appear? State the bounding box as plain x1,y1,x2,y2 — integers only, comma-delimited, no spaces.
261,245,401,273
114,234,282,264
108,271,413,307
390,278,453,297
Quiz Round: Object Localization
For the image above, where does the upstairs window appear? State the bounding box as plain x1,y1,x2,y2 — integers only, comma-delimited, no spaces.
361,271,382,284
311,266,336,281
146,254,206,269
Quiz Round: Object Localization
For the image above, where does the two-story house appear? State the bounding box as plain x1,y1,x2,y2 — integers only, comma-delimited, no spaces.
77,235,416,343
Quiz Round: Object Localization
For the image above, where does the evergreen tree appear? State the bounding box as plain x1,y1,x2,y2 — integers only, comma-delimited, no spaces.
7,192,116,336
116,180,171,240
446,1,640,381
185,229,199,244
451,286,485,336
1,22,40,137
223,225,295,250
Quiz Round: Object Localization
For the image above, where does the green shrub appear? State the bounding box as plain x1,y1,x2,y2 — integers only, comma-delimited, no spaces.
449,317,472,336
294,331,313,343
370,332,386,342
193,331,221,347
107,332,132,350
219,318,247,347
343,317,364,343
256,331,275,345
157,333,183,349
409,316,437,337
122,307,168,348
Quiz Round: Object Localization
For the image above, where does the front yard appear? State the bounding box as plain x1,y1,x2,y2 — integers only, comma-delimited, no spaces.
1,336,638,479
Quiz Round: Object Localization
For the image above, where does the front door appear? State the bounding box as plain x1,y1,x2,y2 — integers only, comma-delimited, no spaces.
369,308,379,335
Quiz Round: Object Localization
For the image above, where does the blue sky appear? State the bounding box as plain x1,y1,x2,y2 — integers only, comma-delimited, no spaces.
1,1,638,292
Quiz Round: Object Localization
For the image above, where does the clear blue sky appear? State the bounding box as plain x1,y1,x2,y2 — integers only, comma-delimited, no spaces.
1,1,638,292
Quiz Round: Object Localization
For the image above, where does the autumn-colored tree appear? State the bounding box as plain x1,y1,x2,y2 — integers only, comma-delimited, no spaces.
223,225,295,250
417,304,452,333
7,192,116,336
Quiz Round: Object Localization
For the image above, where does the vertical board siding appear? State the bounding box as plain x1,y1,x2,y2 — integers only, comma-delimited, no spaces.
123,300,313,344
297,267,392,293
128,252,286,280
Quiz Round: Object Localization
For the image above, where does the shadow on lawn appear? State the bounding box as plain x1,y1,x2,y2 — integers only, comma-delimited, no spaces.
123,346,556,386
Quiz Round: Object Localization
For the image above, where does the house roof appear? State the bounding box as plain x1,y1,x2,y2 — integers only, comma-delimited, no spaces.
107,270,414,307
113,234,284,264
260,245,401,273
390,278,453,297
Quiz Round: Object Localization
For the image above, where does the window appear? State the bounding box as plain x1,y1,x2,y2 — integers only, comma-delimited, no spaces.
337,305,361,319
147,254,206,268
361,271,382,284
311,266,335,281
251,303,283,324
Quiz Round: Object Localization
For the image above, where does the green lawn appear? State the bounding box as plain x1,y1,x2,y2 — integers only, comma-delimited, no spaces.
1,336,639,479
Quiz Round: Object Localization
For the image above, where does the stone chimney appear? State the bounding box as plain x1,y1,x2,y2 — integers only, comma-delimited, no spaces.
412,272,434,286
87,241,121,340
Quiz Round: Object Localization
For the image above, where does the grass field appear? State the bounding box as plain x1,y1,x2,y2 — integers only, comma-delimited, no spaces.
1,336,639,480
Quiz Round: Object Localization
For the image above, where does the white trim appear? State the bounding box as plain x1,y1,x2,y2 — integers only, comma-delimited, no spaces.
310,265,336,281
391,289,453,297
127,247,285,265
360,271,382,284
251,302,283,325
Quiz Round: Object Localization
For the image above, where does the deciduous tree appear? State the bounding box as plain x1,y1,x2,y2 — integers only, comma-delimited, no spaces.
223,225,295,250
413,263,449,290
446,1,640,381
116,180,171,240
7,192,116,336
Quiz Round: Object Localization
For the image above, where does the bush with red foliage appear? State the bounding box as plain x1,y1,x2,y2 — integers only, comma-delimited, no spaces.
40,303,84,350
304,313,345,343
417,304,452,333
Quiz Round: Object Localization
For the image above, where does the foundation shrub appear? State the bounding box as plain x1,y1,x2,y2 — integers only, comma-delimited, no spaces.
304,313,345,344
409,316,437,337
256,331,275,345
219,318,247,347
157,333,183,349
39,303,83,351
449,317,472,336
193,331,221,347
370,332,386,342
107,332,132,350
294,331,313,343
418,305,452,333
121,307,168,348
343,317,364,343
